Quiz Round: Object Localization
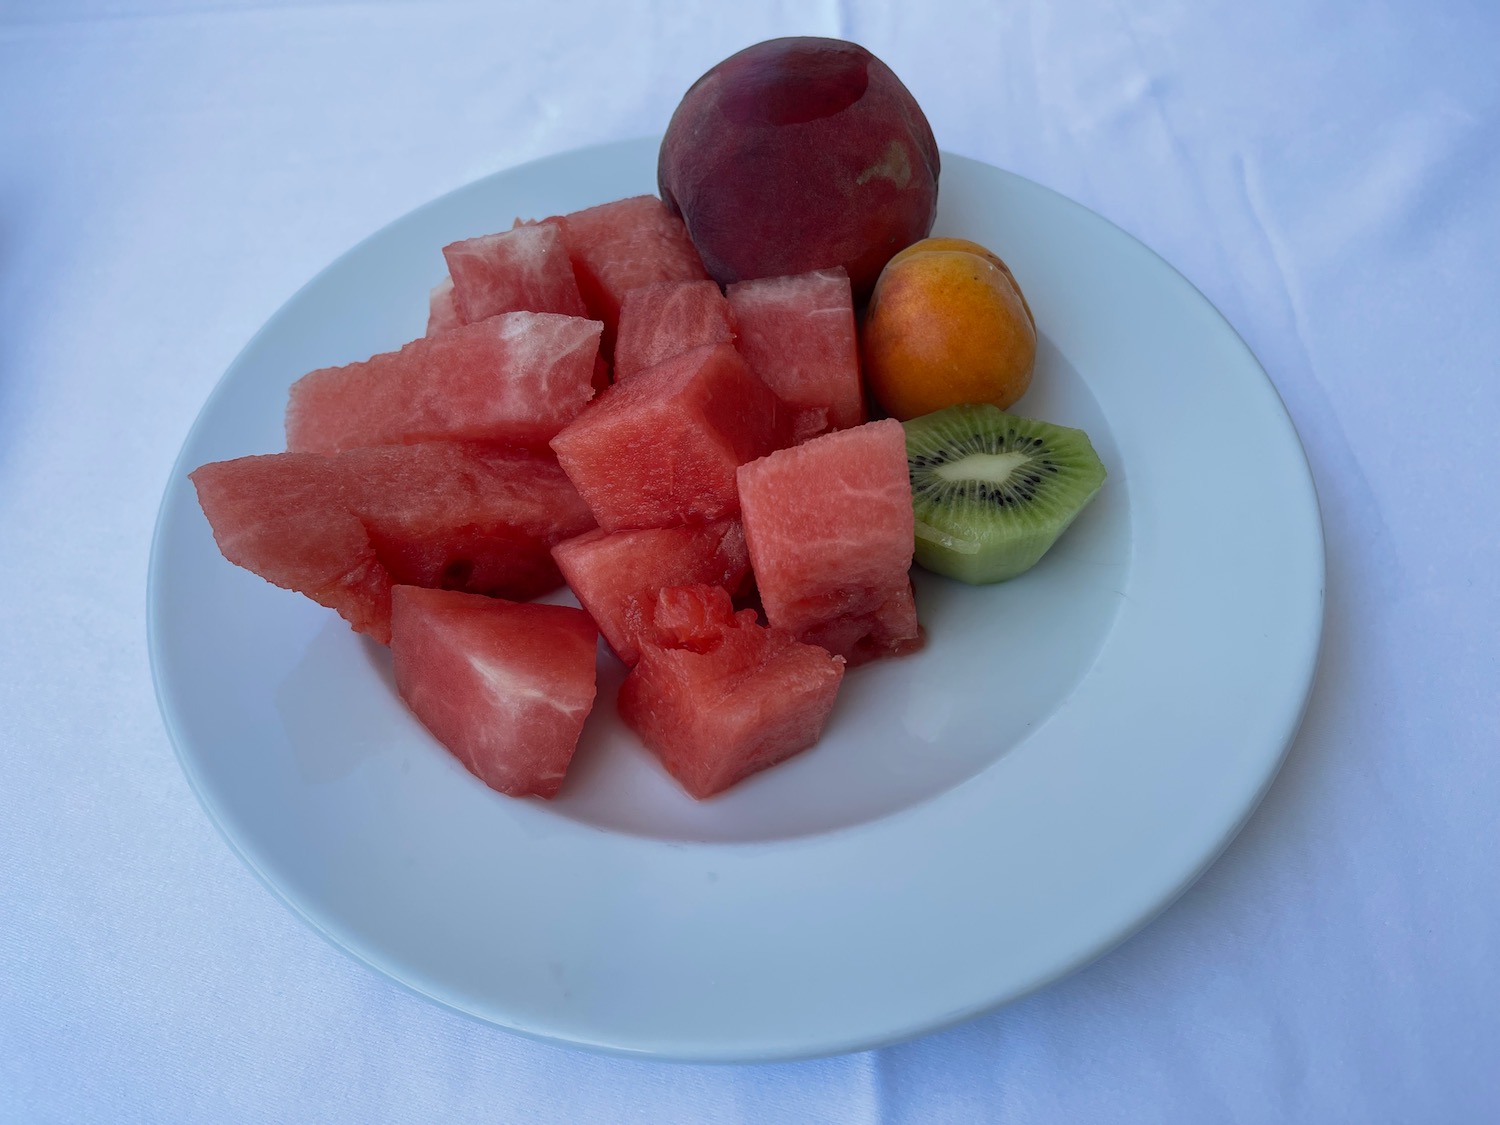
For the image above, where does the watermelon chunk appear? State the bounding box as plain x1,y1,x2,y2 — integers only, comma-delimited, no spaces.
774,577,920,665
613,279,736,383
426,276,463,337
618,585,845,799
286,312,601,455
339,442,595,600
550,342,790,531
551,520,749,666
736,419,921,665
442,221,588,325
727,267,865,440
391,587,598,798
190,453,393,643
548,195,710,356
191,443,594,642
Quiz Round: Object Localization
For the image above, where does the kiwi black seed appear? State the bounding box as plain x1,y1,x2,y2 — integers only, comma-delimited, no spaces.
902,403,1106,584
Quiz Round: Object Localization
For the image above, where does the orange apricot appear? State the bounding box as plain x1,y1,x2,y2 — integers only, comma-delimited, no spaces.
860,237,1036,421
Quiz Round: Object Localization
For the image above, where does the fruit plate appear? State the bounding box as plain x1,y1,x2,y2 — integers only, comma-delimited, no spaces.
148,138,1324,1062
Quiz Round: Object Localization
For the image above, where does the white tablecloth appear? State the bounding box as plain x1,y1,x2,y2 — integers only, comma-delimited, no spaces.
4,1,1497,1120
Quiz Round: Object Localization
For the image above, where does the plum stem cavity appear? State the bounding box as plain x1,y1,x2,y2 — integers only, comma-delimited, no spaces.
720,43,870,127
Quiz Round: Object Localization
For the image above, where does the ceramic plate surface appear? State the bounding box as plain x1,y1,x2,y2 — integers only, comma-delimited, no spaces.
148,139,1324,1061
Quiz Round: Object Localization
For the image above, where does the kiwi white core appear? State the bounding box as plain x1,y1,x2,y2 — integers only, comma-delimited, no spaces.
933,450,1032,485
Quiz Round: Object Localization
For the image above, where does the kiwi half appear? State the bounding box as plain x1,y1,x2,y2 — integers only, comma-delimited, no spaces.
903,404,1106,584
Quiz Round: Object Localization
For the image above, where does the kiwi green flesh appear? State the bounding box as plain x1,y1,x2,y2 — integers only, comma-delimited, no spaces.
903,404,1106,584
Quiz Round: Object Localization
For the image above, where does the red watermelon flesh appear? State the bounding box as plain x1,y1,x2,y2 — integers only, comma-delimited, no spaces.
547,196,710,357
591,354,612,394
613,279,736,383
191,443,594,641
390,587,598,799
339,442,596,600
190,453,393,643
551,520,749,667
285,311,601,455
736,419,920,665
426,276,463,337
649,583,736,648
550,342,790,531
781,577,921,667
617,585,845,799
442,221,588,325
727,268,865,439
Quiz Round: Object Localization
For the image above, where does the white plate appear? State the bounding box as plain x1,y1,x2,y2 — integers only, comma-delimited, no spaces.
148,139,1323,1061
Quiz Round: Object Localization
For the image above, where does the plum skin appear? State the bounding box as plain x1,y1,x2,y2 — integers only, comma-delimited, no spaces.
658,38,940,301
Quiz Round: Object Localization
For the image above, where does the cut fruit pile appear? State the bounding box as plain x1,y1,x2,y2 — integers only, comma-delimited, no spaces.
188,39,1112,804
192,194,924,800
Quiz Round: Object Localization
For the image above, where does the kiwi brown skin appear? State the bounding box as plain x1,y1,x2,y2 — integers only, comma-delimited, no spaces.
903,404,1106,584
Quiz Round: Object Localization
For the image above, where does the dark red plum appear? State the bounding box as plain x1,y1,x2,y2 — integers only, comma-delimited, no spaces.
658,38,939,301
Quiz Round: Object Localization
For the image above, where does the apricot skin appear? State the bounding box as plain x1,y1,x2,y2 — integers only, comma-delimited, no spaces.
658,38,940,301
861,240,1037,421
886,237,1036,328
